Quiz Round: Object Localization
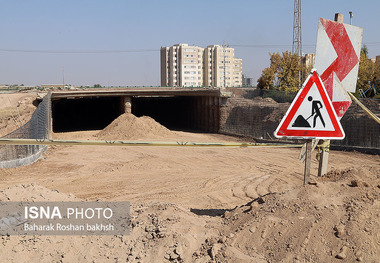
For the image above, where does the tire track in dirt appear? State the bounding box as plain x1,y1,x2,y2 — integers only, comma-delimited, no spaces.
1,129,378,211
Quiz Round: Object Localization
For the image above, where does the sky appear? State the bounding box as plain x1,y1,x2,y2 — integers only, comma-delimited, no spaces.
0,0,379,87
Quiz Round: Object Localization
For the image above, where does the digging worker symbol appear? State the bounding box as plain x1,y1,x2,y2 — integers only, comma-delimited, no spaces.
292,96,325,128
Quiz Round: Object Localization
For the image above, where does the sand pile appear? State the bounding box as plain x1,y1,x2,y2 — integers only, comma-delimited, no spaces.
96,113,172,140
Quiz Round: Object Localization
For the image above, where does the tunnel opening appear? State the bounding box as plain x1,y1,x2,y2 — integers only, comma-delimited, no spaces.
132,96,195,131
52,97,123,132
51,93,220,133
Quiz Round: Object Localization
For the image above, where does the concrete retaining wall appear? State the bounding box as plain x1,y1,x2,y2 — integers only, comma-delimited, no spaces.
220,98,379,149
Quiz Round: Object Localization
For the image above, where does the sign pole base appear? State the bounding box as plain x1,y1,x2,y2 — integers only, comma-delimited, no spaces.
304,139,313,185
318,139,330,177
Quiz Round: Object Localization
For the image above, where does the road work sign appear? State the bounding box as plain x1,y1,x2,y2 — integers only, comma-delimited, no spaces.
314,18,363,117
274,70,345,139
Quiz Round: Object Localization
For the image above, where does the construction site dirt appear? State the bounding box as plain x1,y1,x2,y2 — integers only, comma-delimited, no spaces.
0,92,379,262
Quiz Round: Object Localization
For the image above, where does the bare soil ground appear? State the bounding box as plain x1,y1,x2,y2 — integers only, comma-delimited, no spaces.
0,93,379,262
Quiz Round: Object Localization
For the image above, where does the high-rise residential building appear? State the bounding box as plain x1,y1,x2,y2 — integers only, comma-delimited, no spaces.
161,43,242,87
233,58,243,87
303,53,315,68
160,44,204,87
204,45,242,87
242,74,254,87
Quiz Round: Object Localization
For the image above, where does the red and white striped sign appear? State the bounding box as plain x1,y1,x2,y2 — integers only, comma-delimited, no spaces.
314,18,363,117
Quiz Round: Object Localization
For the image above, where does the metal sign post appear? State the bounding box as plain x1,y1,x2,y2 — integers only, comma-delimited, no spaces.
304,139,313,185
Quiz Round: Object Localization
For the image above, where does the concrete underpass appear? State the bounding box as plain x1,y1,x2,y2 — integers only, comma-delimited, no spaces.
51,88,229,133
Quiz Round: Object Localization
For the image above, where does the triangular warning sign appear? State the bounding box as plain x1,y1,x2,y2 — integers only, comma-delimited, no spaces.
274,70,345,139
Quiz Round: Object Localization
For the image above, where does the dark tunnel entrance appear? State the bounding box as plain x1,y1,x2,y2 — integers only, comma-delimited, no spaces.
131,96,220,132
52,97,123,132
132,96,194,131
51,94,221,133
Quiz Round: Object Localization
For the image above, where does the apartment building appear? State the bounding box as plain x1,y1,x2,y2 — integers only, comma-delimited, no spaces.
203,45,242,87
303,53,315,68
160,44,204,87
233,58,243,87
242,74,254,87
161,43,242,87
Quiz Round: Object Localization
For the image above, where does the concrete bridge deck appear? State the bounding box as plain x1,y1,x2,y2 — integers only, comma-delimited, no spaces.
50,87,231,100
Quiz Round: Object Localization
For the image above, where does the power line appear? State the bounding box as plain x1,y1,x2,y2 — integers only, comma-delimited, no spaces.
230,44,315,48
364,42,380,46
0,48,158,54
0,42,378,54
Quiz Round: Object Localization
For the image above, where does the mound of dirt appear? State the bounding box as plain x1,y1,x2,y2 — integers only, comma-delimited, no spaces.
191,166,380,262
96,113,172,140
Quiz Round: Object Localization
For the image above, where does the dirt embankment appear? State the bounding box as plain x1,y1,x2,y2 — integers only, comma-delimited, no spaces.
0,93,37,137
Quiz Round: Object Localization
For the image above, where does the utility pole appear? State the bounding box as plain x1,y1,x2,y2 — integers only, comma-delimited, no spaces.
63,66,65,88
223,41,226,88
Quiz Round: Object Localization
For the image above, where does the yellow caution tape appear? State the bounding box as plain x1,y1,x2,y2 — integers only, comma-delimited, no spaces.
0,138,303,148
318,140,330,150
348,92,380,124
316,140,330,161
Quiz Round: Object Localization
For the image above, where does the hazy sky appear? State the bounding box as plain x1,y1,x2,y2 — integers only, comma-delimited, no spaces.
1,0,379,86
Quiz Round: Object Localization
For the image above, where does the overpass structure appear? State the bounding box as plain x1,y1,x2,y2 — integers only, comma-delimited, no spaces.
50,88,232,133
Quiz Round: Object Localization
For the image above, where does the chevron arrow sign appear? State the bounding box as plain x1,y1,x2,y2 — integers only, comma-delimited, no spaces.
314,18,363,117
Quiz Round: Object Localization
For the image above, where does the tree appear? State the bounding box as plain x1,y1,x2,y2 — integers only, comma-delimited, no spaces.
276,51,303,92
356,45,380,97
361,44,368,58
257,51,309,92
257,67,275,89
